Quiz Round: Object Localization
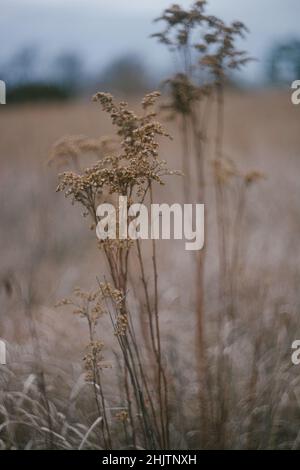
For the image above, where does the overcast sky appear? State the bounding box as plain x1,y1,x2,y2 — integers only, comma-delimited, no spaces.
1,0,300,83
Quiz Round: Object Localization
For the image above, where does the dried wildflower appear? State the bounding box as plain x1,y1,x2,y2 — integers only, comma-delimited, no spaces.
200,19,251,85
83,340,110,381
152,1,208,49
162,74,203,116
213,159,265,187
244,171,266,186
213,158,239,184
49,134,118,170
153,1,251,113
55,287,106,327
56,92,176,220
114,313,128,337
115,410,129,423
142,91,161,109
54,91,177,449
99,282,123,305
55,298,73,307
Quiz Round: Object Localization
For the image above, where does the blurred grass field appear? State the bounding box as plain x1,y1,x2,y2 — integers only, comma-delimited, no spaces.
1,90,300,449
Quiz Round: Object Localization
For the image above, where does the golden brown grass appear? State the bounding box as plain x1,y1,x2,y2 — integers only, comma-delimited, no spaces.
0,82,300,449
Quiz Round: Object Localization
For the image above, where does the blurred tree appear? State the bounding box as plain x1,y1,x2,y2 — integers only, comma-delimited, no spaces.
9,46,39,85
2,48,82,104
7,83,72,104
267,39,300,85
98,55,150,95
54,52,83,90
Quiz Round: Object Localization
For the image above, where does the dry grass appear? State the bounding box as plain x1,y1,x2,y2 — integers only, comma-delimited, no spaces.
0,79,300,449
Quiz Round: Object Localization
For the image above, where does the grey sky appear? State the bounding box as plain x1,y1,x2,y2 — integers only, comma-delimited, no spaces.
1,0,300,83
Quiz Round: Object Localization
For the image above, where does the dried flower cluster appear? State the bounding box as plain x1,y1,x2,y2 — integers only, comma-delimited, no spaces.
54,92,174,449
56,287,105,324
153,1,251,115
213,158,265,186
83,340,108,381
53,2,261,452
49,134,118,170
56,284,123,331
56,93,177,217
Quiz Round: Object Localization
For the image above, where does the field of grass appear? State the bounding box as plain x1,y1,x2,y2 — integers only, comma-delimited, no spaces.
0,88,300,449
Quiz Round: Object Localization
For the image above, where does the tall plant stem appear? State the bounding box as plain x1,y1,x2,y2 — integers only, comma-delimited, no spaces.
150,184,170,449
